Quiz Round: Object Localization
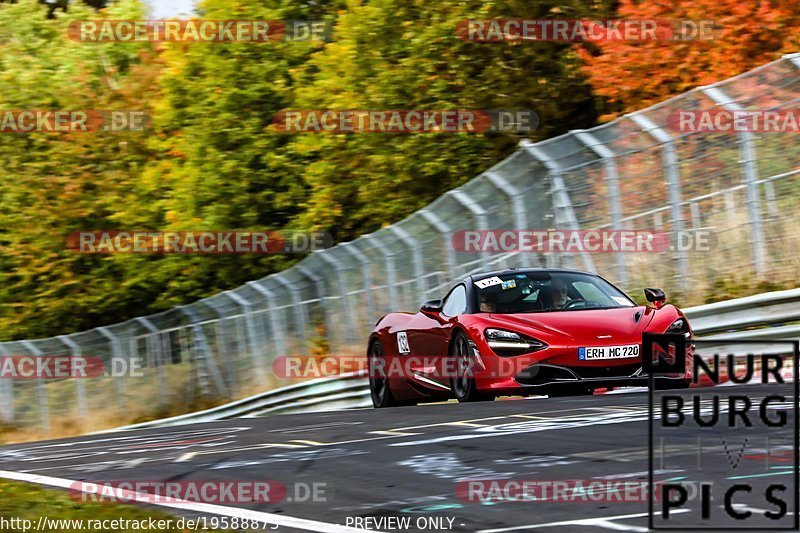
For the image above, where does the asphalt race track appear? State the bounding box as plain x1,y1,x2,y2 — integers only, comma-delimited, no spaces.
0,384,796,532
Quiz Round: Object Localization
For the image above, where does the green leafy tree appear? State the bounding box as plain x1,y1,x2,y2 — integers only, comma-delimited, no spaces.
0,0,614,339
287,0,613,239
0,0,159,337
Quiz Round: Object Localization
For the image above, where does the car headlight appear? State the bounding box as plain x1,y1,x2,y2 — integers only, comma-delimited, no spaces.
484,328,548,356
666,318,691,338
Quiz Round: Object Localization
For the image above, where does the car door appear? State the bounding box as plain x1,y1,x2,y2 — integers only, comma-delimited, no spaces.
409,283,467,358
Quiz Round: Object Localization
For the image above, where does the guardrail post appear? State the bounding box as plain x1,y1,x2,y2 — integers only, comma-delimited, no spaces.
365,234,399,311
484,171,528,231
341,241,376,331
573,131,627,285
178,306,228,397
273,273,308,348
522,141,596,272
784,52,800,69
57,335,89,419
297,266,327,351
20,341,50,432
316,251,359,347
247,280,288,358
0,344,14,424
202,300,235,388
447,189,490,265
419,208,457,281
96,327,127,412
223,291,267,381
134,317,169,405
774,54,800,217
389,226,427,299
485,170,540,267
702,86,766,278
629,113,690,293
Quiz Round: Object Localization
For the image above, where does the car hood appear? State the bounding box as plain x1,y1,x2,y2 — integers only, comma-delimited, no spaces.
486,307,655,345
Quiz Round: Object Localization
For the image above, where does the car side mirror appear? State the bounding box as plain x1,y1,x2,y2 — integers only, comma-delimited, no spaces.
420,299,443,313
644,288,666,309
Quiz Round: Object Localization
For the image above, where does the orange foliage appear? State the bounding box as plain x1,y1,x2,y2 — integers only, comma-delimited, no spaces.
579,0,800,118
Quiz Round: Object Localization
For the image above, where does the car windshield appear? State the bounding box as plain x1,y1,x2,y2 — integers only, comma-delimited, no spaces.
474,271,635,313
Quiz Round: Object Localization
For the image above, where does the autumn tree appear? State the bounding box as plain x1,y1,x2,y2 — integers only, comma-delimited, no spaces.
0,0,620,339
579,0,800,119
287,0,614,239
0,0,158,337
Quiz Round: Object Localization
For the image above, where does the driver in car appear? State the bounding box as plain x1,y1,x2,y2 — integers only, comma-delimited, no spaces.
551,279,571,309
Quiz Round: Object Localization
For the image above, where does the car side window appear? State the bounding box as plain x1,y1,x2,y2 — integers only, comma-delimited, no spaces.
442,284,467,316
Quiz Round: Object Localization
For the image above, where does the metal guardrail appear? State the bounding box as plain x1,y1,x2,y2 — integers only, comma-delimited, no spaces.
106,289,800,431
685,288,800,355
684,287,800,335
103,371,370,433
5,55,800,432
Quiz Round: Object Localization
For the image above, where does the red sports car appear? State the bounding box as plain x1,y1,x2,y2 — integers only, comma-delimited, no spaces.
367,268,693,407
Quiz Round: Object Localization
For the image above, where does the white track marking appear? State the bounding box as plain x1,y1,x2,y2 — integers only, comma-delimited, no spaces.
175,452,196,462
269,422,363,433
0,427,250,463
477,510,690,532
0,470,383,533
391,409,651,447
730,503,773,514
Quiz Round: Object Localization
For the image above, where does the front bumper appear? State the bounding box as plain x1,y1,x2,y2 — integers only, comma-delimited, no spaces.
513,362,688,389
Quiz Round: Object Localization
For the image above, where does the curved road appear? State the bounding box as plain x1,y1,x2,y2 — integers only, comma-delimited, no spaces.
0,384,795,532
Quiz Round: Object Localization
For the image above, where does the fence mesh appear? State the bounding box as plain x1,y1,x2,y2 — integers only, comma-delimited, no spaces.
3,54,800,431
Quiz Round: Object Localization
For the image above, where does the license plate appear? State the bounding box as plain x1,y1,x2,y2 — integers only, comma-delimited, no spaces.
578,344,640,360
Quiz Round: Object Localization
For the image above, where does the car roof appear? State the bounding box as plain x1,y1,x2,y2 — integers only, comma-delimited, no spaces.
467,268,597,284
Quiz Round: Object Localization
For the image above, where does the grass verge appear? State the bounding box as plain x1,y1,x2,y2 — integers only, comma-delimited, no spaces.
0,479,229,532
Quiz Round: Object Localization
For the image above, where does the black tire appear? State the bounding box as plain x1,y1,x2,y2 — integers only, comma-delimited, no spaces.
369,339,399,408
450,331,493,403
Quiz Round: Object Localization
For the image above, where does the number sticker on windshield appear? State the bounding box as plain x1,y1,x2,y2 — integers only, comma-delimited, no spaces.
475,276,503,289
